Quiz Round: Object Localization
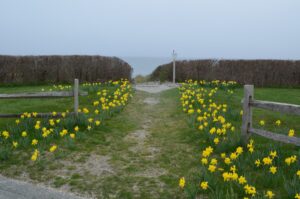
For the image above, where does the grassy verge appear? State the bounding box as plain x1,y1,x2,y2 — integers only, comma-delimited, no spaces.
0,82,299,199
179,81,300,198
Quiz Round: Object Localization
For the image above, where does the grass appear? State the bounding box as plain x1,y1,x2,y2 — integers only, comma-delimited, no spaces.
0,83,299,198
179,82,300,198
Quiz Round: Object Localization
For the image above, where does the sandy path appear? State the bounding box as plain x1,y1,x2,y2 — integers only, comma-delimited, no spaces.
134,82,178,93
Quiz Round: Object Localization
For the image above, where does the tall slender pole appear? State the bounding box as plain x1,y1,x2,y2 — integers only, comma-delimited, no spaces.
172,50,177,84
74,79,79,116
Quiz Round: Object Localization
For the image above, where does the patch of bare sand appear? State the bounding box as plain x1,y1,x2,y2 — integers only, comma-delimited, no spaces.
143,97,159,105
134,168,167,178
55,154,114,177
135,82,178,93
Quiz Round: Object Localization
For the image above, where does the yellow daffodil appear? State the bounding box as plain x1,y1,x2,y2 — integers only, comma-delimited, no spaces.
238,176,247,185
265,190,275,199
49,145,57,152
288,129,295,137
179,177,185,189
200,181,208,190
269,166,277,174
31,139,38,146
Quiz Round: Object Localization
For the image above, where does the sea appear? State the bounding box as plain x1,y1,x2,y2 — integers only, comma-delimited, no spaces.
121,57,172,77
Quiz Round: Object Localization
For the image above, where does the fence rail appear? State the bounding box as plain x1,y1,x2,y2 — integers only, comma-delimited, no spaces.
0,91,84,99
0,79,87,118
241,85,300,146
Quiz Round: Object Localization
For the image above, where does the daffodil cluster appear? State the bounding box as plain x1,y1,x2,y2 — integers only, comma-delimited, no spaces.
0,79,132,162
178,80,300,198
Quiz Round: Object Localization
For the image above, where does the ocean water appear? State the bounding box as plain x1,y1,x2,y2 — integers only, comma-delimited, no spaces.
121,57,172,77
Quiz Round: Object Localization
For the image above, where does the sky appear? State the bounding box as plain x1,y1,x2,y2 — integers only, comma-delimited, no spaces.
0,0,300,60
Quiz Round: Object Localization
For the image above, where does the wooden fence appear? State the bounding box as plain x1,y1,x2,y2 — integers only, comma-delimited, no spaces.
241,85,300,146
0,79,88,118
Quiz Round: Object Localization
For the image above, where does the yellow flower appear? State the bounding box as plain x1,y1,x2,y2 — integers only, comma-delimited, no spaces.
31,149,39,161
15,119,20,125
60,129,68,137
32,112,38,117
20,131,27,137
198,125,204,130
187,109,194,114
285,156,297,166
238,176,247,185
240,110,243,115
2,131,10,139
12,141,18,148
70,133,75,139
209,127,216,134
297,170,300,178
295,193,300,199
31,139,38,146
83,108,89,114
210,158,217,165
34,124,40,130
262,157,272,165
269,166,277,174
52,111,57,116
259,120,265,126
213,137,219,145
255,159,261,167
221,153,226,158
95,109,99,114
275,120,281,126
230,152,237,160
95,120,101,126
74,126,79,132
208,165,216,173
93,101,99,106
288,129,295,137
248,147,254,153
224,158,231,165
49,145,57,152
236,147,243,155
270,151,277,158
87,125,92,131
179,177,185,189
88,118,94,123
201,158,208,165
265,190,275,199
202,146,213,158
230,165,237,173
200,181,208,190
49,119,55,126
244,184,256,196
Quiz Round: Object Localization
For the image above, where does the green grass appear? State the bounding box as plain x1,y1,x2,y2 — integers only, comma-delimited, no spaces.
0,83,299,198
180,83,300,199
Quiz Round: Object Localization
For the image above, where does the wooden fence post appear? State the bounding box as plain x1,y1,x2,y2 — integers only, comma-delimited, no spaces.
241,85,254,144
74,79,79,116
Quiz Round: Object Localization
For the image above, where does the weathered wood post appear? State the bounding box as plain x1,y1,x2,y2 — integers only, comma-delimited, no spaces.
74,79,79,116
241,85,254,144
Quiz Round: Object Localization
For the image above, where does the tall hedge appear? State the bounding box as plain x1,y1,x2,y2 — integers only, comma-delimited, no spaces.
0,55,132,84
150,59,300,87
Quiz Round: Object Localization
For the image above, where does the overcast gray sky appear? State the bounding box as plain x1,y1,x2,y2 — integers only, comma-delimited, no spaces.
0,0,299,59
